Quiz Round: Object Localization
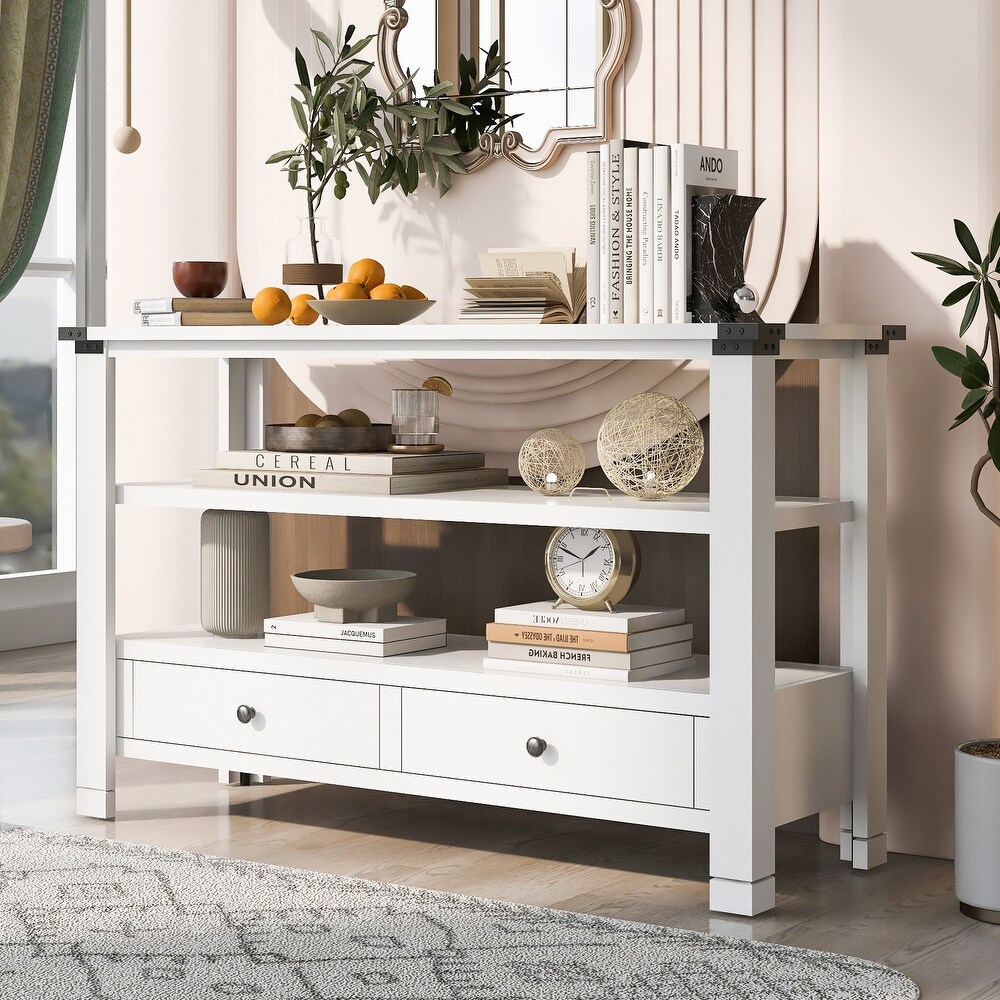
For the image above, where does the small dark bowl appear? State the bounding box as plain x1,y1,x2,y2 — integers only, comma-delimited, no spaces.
172,261,228,298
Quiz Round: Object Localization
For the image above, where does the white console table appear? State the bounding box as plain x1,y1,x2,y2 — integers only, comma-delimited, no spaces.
69,320,900,916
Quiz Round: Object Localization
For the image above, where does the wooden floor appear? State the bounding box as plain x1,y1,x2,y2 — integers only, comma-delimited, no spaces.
2,642,997,999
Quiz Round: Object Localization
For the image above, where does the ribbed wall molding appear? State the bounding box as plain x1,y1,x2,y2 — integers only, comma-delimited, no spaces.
201,510,271,640
240,0,818,468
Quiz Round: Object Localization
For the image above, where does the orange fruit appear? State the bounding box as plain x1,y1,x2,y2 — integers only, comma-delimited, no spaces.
290,293,319,326
337,408,372,427
348,258,386,292
252,286,292,324
326,282,368,301
294,413,323,427
369,283,404,300
421,376,453,396
401,285,427,301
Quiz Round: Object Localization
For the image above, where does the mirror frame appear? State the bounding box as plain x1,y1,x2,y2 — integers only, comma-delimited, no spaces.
377,0,632,173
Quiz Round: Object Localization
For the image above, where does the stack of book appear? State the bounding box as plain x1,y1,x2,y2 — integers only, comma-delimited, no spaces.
133,296,260,326
587,141,737,325
264,613,446,657
459,248,586,324
192,448,509,496
483,601,695,682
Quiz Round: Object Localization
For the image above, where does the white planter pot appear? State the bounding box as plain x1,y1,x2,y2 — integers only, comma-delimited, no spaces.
955,739,1000,923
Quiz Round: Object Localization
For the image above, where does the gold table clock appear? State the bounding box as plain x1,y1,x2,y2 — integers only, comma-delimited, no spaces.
544,527,640,612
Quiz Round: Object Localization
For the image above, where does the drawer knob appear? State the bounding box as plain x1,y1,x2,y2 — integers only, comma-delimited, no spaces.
525,736,547,758
236,704,256,724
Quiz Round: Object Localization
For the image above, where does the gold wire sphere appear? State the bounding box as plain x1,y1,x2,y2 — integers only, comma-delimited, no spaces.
518,428,586,496
597,392,704,500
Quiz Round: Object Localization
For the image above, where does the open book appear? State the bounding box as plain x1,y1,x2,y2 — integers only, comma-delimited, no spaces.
460,247,587,324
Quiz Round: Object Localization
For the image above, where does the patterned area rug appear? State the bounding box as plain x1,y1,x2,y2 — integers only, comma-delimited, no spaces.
0,825,918,999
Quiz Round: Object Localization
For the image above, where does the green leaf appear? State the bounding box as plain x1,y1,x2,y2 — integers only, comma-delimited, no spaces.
441,99,473,116
951,398,987,430
912,251,973,276
290,97,308,134
422,136,461,155
965,345,991,385
265,150,296,164
406,105,440,120
932,345,968,378
295,48,310,88
312,28,337,58
962,370,989,390
987,280,1000,318
367,161,381,203
943,281,976,307
406,152,419,192
440,153,469,175
960,283,982,336
437,162,453,197
956,219,983,265
437,102,449,134
989,416,1000,471
963,387,989,409
989,210,1000,264
987,398,999,419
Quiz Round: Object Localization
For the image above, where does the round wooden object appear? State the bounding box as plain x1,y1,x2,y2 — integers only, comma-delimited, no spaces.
387,443,445,454
282,263,344,286
0,517,31,554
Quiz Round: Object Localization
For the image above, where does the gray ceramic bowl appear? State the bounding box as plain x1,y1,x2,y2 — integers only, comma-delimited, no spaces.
310,299,435,325
291,569,417,624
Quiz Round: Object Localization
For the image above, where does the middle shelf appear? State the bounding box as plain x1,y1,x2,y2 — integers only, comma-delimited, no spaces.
116,483,853,534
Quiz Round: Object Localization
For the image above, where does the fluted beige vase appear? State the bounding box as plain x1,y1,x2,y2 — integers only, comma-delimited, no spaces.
201,510,270,638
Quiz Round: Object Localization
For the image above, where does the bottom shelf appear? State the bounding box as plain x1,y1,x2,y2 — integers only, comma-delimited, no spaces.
114,627,852,832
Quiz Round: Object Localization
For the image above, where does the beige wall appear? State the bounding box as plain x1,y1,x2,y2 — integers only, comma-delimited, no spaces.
106,0,1000,858
820,0,1000,858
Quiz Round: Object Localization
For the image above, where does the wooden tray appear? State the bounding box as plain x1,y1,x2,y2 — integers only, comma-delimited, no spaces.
264,423,393,453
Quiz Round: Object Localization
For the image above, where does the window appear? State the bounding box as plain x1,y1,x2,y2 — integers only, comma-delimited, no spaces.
0,89,78,577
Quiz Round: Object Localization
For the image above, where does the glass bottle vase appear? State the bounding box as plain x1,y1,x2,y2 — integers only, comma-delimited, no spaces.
283,216,343,290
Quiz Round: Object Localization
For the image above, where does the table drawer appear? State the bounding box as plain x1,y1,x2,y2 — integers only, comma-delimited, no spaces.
401,689,693,806
130,660,380,768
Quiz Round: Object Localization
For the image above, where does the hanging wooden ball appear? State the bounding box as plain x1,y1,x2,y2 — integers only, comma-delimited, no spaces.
518,428,586,496
113,125,141,154
597,392,704,500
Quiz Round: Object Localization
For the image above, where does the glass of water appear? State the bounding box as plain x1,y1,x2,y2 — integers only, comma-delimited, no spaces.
391,389,440,446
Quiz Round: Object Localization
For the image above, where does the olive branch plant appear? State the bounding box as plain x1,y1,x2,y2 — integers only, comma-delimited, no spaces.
267,21,514,296
914,212,1000,527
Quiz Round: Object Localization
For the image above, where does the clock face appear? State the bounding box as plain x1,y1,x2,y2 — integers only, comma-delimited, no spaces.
546,527,619,603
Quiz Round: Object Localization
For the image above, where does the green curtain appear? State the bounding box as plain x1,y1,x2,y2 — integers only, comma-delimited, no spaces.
0,0,86,303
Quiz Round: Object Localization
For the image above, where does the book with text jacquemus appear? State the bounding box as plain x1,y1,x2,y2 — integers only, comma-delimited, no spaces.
670,144,737,323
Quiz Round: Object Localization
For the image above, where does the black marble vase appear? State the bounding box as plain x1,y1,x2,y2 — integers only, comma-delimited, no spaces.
690,194,765,322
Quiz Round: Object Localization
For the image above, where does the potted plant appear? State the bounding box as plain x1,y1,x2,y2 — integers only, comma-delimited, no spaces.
914,215,1000,923
268,22,513,299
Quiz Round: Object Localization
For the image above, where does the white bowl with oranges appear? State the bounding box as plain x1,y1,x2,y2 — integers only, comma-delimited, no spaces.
315,258,433,325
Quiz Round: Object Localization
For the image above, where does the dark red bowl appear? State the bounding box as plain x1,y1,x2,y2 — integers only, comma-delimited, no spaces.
172,261,228,298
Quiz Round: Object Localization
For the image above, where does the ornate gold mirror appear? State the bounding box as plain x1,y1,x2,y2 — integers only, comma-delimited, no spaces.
378,0,631,172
